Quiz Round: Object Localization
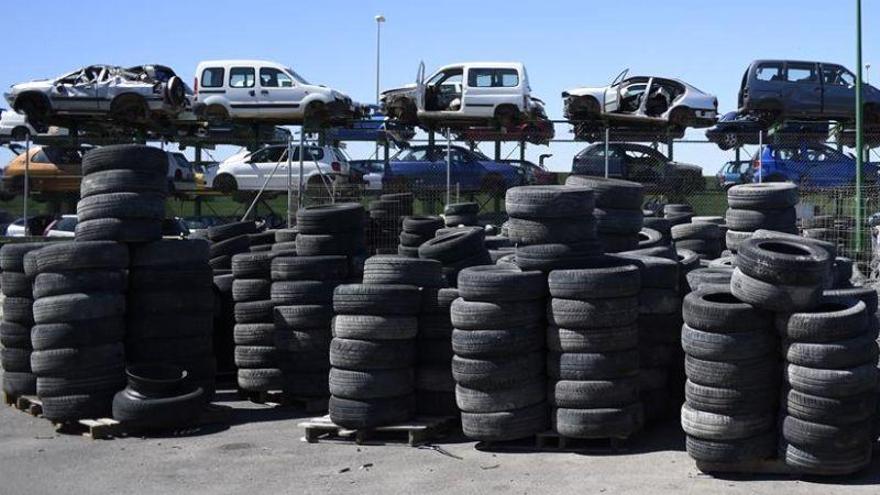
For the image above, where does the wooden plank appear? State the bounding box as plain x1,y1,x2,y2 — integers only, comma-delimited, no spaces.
298,415,457,446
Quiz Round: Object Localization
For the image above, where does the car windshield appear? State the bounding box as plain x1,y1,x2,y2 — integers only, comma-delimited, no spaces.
54,217,77,231
285,67,310,85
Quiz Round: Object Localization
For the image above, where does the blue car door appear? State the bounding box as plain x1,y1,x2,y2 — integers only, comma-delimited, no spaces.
800,146,843,188
449,149,481,191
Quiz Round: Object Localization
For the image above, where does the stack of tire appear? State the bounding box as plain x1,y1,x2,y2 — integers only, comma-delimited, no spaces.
208,222,257,272
672,222,724,260
663,204,694,227
212,271,236,374
0,243,45,397
617,253,682,423
361,256,453,416
368,194,412,254
444,202,480,227
74,145,167,243
778,294,879,475
248,230,277,253
272,254,349,399
232,251,280,392
564,176,644,253
28,242,129,422
329,282,420,428
127,240,216,399
724,183,798,253
643,218,672,247
273,228,298,254
418,228,490,287
546,258,645,439
398,216,444,258
296,204,367,278
681,284,779,466
452,265,547,441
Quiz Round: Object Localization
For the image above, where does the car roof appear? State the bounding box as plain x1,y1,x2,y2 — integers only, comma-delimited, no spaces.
435,62,524,71
750,59,842,67
197,60,288,68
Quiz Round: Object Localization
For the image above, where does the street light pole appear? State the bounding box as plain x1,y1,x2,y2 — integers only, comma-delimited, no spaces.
375,14,386,160
855,0,865,250
866,64,871,84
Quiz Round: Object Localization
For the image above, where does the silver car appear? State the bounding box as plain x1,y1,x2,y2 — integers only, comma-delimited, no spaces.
563,69,717,131
5,64,187,131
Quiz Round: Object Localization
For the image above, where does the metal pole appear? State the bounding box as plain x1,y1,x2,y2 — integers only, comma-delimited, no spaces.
286,131,293,227
23,133,30,236
758,130,764,183
374,15,385,161
446,129,452,206
299,128,306,208
604,127,610,178
855,0,865,249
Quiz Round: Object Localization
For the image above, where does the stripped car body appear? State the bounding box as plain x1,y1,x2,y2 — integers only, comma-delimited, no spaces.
5,64,187,131
563,69,717,135
381,61,549,130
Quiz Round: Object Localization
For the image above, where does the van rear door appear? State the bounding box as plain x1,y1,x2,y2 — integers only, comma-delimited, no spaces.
785,62,822,117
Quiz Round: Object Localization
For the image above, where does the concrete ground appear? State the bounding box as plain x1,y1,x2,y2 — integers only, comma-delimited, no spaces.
1,387,878,495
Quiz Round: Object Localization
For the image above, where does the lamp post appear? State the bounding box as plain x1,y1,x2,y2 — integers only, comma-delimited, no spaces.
375,14,386,160
855,0,864,249
867,64,871,84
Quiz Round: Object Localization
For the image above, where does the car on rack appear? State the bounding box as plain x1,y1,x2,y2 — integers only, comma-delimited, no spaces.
4,215,54,237
738,60,880,125
383,144,523,193
2,145,91,195
716,160,753,190
752,143,880,187
705,111,830,150
192,60,357,126
349,159,385,191
562,69,718,132
166,151,196,184
204,143,351,193
500,158,556,185
381,62,548,129
572,142,704,192
5,64,188,131
0,109,36,141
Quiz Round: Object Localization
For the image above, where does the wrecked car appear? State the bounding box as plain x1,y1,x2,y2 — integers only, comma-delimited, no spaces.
381,62,548,130
5,65,187,131
563,69,717,132
705,111,829,150
572,142,704,193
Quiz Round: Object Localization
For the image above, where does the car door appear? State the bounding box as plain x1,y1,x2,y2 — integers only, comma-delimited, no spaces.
820,64,856,118
785,62,822,117
244,146,286,190
415,62,427,112
450,149,481,190
604,69,629,113
227,66,260,118
258,67,305,120
54,67,100,114
464,67,519,118
803,146,849,187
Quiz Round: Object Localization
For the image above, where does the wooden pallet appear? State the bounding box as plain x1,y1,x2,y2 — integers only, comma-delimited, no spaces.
476,431,633,453
299,415,458,446
71,403,233,440
695,458,801,476
243,391,328,414
3,393,43,416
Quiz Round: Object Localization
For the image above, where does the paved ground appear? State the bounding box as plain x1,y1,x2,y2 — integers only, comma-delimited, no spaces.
1,387,879,495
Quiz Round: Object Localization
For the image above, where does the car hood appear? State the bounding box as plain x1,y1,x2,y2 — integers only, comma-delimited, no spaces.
381,84,418,99
670,162,702,173
562,86,606,98
10,80,54,93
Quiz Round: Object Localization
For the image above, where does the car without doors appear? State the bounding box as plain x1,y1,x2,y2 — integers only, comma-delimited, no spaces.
381,62,548,129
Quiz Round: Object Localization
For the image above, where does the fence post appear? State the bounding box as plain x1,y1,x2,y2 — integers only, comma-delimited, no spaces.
446,129,452,206
298,127,305,208
23,133,30,236
604,127,610,178
758,130,763,183
287,131,293,227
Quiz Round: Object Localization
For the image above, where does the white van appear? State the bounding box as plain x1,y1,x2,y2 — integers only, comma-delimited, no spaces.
192,60,356,125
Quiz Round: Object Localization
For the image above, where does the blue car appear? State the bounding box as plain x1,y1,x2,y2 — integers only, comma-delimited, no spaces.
383,145,523,193
753,143,879,187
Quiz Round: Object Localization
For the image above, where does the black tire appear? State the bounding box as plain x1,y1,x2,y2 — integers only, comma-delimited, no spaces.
730,268,822,313
328,394,415,430
270,255,349,282
564,175,644,209
0,321,31,348
682,324,776,361
233,323,276,346
270,280,337,305
329,368,414,400
782,415,872,452
785,363,878,399
80,169,168,198
295,233,364,256
209,235,251,259
737,237,831,286
614,253,679,289
2,297,33,325
513,242,604,273
458,265,546,302
232,279,271,302
547,350,639,380
638,288,681,315
783,333,878,369
2,371,36,396
75,218,162,243
685,380,778,415
547,297,639,329
234,346,277,368
552,404,644,439
76,192,165,222
362,255,445,287
823,286,878,315
31,241,128,275
231,252,272,279
329,338,415,370
208,221,258,242
505,185,594,219
34,271,127,299
680,403,774,441
637,314,683,344
724,230,753,252
398,231,427,248
451,325,544,358
274,328,331,353
332,284,421,316
112,386,204,428
296,203,364,235
0,242,46,272
274,228,297,243
444,213,479,227
548,258,641,300
671,223,723,241
237,368,283,391
546,324,637,353
128,290,214,315
444,202,479,216
638,228,665,248
420,287,459,314
418,229,485,263
397,245,420,258
725,207,796,232
685,354,779,389
781,441,872,476
455,380,545,413
776,295,867,343
131,239,211,268
593,208,643,235
452,352,543,390
32,318,126,350
686,431,776,463
451,299,544,330
1,272,31,298
332,315,418,340
33,293,125,324
685,267,734,292
233,300,276,324
81,144,167,176
402,216,444,237
727,182,799,209
549,377,639,408
460,402,548,441
30,343,124,376
40,392,116,422
1,347,31,372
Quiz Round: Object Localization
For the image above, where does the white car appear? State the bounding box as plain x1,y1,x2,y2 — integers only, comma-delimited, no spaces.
192,60,356,125
205,144,351,193
562,69,718,131
166,151,196,183
0,110,68,141
44,215,77,238
381,62,547,129
5,64,187,131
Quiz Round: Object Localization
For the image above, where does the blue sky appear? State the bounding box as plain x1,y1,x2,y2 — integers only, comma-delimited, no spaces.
1,0,877,171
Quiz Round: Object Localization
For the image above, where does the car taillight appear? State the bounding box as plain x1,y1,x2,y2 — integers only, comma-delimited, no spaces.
331,161,341,172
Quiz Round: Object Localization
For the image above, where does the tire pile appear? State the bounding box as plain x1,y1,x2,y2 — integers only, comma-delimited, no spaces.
681,284,779,465
329,282,420,428
74,145,168,243
0,243,44,397
663,204,694,227
368,193,413,254
272,228,298,254
564,176,644,253
127,240,216,399
724,183,798,253
418,228,491,287
452,265,547,441
248,230,277,253
208,222,258,272
28,242,129,422
398,216,444,258
444,202,480,227
232,251,280,392
361,256,455,416
672,222,723,260
546,258,645,439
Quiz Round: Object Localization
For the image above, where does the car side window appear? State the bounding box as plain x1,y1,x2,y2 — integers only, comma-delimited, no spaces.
260,68,294,88
201,68,224,88
756,63,784,82
467,69,519,88
31,150,50,163
775,148,799,161
786,63,817,83
230,67,255,88
822,66,856,87
249,147,286,163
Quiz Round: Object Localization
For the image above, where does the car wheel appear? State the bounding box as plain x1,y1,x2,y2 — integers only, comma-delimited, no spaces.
494,106,519,130
11,126,30,141
213,175,237,193
15,94,49,133
164,77,187,107
720,133,739,150
110,95,148,124
304,101,327,128
670,107,694,129
204,105,229,125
